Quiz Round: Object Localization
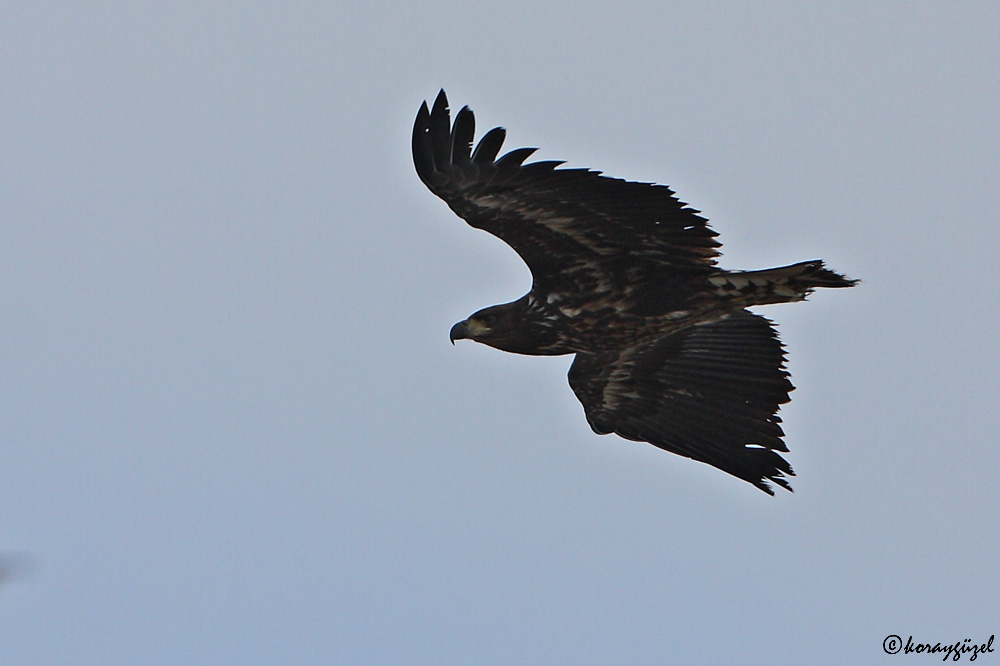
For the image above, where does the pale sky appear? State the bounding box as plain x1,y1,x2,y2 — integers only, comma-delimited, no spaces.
2,2,998,664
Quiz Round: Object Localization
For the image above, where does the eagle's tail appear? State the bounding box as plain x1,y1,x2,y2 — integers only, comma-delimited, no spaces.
710,260,858,306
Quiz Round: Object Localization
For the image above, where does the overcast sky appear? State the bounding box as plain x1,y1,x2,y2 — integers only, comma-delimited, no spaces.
2,2,998,664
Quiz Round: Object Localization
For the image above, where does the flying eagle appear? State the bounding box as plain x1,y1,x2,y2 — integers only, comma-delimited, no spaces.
412,90,856,494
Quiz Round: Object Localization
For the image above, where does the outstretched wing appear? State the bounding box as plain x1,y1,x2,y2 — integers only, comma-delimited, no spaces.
412,90,720,291
567,310,795,494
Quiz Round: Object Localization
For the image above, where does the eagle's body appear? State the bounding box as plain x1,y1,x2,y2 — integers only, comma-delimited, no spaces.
413,90,856,494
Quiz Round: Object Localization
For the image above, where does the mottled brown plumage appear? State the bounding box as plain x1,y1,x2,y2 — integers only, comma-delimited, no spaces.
413,90,856,494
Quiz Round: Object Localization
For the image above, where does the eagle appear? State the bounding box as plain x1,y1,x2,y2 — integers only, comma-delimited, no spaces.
412,90,856,494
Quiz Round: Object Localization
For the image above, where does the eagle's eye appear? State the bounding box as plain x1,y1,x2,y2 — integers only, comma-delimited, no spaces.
481,313,496,326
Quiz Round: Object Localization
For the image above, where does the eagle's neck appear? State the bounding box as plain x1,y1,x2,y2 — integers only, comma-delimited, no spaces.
489,294,574,356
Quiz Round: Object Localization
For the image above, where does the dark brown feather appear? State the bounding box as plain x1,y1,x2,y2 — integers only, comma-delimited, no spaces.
568,311,794,494
412,90,721,293
413,90,857,494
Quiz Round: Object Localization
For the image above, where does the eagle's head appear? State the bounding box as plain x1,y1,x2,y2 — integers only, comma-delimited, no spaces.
450,298,554,355
450,303,517,346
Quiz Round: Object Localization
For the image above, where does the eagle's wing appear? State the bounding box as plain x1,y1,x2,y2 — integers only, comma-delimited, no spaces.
412,91,720,290
567,310,795,494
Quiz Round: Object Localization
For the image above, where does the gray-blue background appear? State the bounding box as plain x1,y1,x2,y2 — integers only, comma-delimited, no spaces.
2,2,997,663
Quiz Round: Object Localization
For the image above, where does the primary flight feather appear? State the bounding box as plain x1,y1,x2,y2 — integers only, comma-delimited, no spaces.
413,90,856,494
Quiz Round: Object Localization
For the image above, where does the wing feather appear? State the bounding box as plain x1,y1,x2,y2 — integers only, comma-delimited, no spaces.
472,127,506,165
494,147,539,178
450,106,475,163
413,90,720,290
567,310,795,494
411,101,435,183
428,92,452,172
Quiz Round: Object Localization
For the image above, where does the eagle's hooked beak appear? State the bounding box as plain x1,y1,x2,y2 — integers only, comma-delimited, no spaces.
449,320,469,345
